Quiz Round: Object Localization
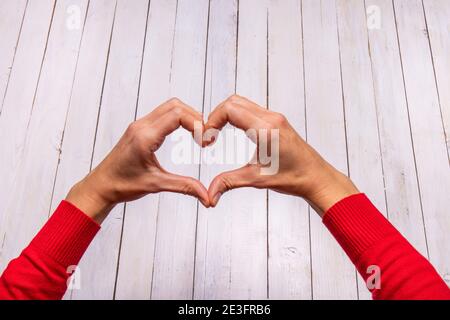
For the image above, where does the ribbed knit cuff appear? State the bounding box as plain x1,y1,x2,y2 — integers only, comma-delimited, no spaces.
323,194,398,264
29,201,100,268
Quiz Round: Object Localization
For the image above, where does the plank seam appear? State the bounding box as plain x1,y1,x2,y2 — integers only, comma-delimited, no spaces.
192,0,211,300
334,0,360,300
391,0,430,260
113,0,153,301
150,0,179,299
299,0,314,301
22,0,57,160
421,0,450,165
362,0,390,221
88,0,118,173
48,0,91,218
66,0,117,300
0,0,29,117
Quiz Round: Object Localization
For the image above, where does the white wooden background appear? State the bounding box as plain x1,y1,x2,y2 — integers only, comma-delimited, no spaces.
0,0,449,300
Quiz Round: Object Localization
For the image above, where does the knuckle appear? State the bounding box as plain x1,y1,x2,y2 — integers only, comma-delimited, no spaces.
171,105,185,116
126,121,141,136
271,112,287,126
220,174,234,191
168,97,182,106
182,180,195,195
227,94,243,104
222,101,235,112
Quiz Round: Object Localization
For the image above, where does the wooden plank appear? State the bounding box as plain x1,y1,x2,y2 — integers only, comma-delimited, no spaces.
224,0,268,299
336,0,387,300
0,0,55,259
423,0,450,161
193,0,239,299
150,0,209,299
267,0,311,299
71,0,149,300
365,0,428,256
47,0,116,299
393,0,450,287
50,0,116,213
0,0,87,272
114,0,177,300
0,0,28,115
302,0,358,299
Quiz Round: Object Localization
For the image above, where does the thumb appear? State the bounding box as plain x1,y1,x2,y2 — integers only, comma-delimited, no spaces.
208,165,259,207
158,172,210,208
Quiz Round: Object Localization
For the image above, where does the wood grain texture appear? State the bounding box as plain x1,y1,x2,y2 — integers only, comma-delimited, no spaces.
50,0,116,213
0,0,87,272
0,0,27,115
150,0,209,299
365,0,428,257
423,0,450,162
393,0,450,287
302,0,358,299
336,0,386,300
115,0,177,300
267,0,311,300
229,0,268,299
71,0,149,299
0,0,55,260
47,0,117,299
193,0,239,300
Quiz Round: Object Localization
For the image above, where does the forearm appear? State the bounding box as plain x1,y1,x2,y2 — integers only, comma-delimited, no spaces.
0,201,99,300
319,191,450,300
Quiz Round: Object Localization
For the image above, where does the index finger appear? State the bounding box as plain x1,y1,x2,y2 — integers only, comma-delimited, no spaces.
205,100,265,133
143,98,203,123
151,106,204,145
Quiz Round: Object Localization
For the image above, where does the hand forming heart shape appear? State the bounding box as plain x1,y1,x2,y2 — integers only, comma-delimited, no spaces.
68,94,355,223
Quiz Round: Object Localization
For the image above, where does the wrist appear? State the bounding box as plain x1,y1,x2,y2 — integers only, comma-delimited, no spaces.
66,174,115,224
305,166,359,217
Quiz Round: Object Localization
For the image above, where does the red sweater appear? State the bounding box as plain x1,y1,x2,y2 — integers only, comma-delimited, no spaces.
0,194,448,300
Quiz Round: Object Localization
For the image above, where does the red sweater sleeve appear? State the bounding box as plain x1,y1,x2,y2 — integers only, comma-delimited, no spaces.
323,193,450,300
1,195,448,300
0,201,99,300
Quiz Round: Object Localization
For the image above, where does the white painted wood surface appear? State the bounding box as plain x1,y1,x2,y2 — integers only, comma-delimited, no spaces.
365,0,428,257
71,0,149,300
302,0,358,299
1,0,449,298
194,0,239,300
51,0,116,214
393,0,450,287
267,0,311,299
114,0,178,300
49,0,117,299
423,0,450,161
0,0,87,272
150,0,210,299
0,0,27,115
336,0,386,300
0,0,55,257
229,0,268,299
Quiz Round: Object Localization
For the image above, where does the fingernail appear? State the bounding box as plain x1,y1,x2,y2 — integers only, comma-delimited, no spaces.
213,192,222,206
200,198,210,208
